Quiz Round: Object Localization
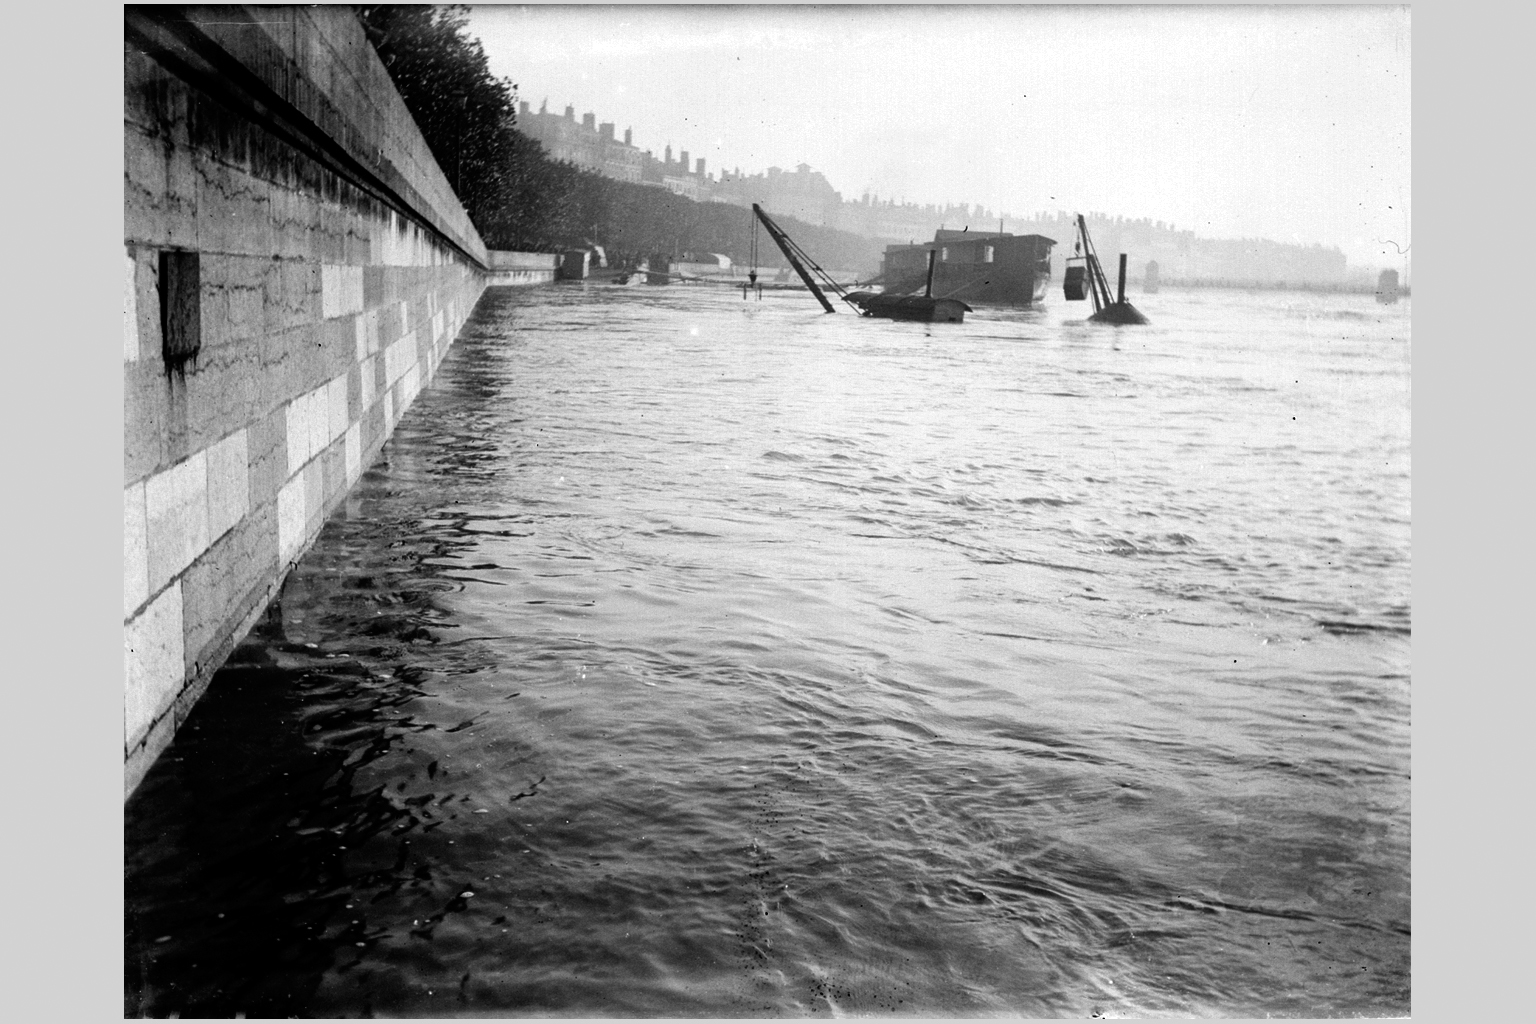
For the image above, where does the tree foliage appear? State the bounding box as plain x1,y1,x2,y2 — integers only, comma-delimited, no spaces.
356,5,542,241
357,6,882,271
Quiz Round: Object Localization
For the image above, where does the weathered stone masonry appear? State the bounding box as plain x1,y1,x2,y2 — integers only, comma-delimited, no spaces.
122,7,550,798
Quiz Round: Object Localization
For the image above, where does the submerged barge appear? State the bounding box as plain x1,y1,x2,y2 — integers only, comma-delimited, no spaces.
751,203,973,322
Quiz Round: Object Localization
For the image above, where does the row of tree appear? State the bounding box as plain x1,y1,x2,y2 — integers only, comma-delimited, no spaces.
357,5,882,272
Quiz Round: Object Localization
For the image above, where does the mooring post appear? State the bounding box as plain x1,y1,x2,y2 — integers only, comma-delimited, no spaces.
1117,254,1127,305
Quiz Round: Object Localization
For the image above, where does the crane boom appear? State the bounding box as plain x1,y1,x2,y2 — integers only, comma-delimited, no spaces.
752,204,836,313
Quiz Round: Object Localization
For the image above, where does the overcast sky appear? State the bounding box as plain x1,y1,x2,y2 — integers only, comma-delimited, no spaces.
467,4,1410,268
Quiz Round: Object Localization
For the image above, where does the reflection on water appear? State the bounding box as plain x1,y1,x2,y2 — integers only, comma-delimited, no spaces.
126,285,1410,1017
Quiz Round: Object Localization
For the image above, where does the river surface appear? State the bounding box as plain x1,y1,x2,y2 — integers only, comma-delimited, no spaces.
125,283,1411,1017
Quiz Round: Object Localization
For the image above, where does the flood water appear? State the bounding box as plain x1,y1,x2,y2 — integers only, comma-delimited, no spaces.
125,283,1411,1017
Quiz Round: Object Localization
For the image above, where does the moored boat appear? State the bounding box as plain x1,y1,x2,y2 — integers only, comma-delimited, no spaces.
880,230,1055,305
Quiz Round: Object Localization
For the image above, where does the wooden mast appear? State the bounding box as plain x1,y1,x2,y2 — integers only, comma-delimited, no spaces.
752,204,835,313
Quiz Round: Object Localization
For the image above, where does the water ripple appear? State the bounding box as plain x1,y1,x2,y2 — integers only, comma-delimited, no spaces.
126,285,1409,1018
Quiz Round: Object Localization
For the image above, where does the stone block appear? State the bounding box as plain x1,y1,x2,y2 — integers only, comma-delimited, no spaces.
124,250,140,362
193,254,237,353
265,187,295,258
145,449,210,594
197,253,266,353
124,366,170,485
257,324,307,413
380,265,401,309
348,358,363,419
343,219,370,266
196,157,272,257
284,388,311,475
363,264,386,310
245,498,280,583
327,373,349,442
346,265,366,316
125,582,185,750
178,532,237,683
290,258,323,326
321,439,347,512
359,354,377,413
384,330,417,387
307,382,331,463
359,399,382,456
320,264,340,319
319,315,358,380
317,205,347,263
131,248,163,362
345,421,361,485
246,407,287,508
126,170,196,251
180,339,261,455
123,129,169,243
277,472,306,564
162,142,201,247
206,428,250,541
303,457,326,531
401,362,420,409
124,482,149,619
264,258,318,334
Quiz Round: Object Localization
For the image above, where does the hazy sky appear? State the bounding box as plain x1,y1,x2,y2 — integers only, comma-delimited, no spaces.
467,4,1410,267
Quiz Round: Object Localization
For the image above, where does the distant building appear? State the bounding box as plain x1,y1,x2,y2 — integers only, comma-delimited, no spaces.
514,100,1352,288
712,163,842,226
661,174,701,201
517,100,643,184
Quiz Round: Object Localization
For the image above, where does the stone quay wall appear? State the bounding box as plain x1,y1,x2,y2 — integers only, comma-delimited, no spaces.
123,7,542,797
488,250,562,286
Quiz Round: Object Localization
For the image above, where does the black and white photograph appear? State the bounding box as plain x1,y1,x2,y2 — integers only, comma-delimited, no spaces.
121,3,1411,1016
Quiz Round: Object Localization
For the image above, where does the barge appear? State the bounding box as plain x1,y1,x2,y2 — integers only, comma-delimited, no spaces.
879,230,1056,305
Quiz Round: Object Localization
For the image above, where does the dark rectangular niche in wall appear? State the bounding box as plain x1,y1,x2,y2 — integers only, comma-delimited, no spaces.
158,249,201,369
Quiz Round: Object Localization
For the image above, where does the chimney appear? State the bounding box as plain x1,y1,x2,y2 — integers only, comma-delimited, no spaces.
680,150,690,172
664,144,673,166
582,112,595,130
600,122,615,141
519,100,530,116
695,157,705,177
624,127,632,146
564,104,574,120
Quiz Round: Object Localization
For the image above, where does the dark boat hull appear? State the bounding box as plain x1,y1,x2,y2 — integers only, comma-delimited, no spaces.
1087,301,1150,325
848,292,971,323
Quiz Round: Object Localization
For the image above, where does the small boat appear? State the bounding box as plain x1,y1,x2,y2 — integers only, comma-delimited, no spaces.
558,245,647,285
